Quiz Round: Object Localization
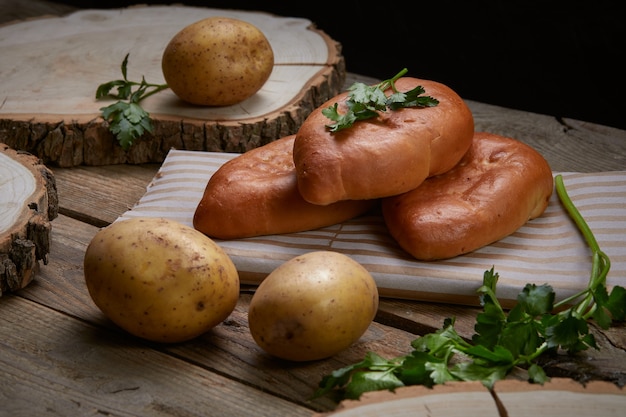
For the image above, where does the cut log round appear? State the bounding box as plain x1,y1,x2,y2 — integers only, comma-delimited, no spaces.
0,5,346,167
0,143,58,296
313,378,626,417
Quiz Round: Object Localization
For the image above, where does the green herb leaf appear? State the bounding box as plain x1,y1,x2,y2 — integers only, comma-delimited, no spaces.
545,311,591,352
517,283,554,317
314,175,624,402
594,284,626,326
312,351,403,400
527,363,548,384
450,361,510,388
398,352,435,386
323,68,439,132
345,369,405,400
95,79,129,100
96,53,168,150
464,344,514,364
321,104,358,131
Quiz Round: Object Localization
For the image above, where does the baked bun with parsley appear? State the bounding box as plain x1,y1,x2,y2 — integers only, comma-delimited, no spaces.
292,76,474,205
381,131,554,260
193,134,376,239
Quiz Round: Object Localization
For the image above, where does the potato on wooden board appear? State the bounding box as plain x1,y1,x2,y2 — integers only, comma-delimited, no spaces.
161,16,274,106
248,251,379,361
83,217,240,343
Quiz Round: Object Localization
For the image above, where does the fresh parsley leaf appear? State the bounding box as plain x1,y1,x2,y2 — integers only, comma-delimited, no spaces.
101,101,154,150
464,344,514,364
427,358,458,385
398,352,436,386
472,302,506,349
95,79,131,100
388,85,438,110
545,311,592,352
96,53,169,150
518,283,554,317
594,284,626,326
323,68,439,132
527,363,548,384
313,175,624,402
345,368,405,400
450,361,510,388
313,351,404,400
321,103,358,131
348,82,388,110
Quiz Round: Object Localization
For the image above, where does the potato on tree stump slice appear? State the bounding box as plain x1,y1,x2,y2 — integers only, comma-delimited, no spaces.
0,143,58,296
0,5,346,167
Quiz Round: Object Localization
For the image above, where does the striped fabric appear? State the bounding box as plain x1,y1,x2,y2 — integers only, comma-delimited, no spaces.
118,149,626,306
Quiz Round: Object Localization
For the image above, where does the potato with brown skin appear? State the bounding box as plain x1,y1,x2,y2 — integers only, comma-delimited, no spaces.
248,251,379,361
83,217,240,343
161,16,274,106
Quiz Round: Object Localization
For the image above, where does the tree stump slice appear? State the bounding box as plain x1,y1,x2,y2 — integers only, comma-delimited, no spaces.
0,5,346,167
314,378,626,417
0,143,58,296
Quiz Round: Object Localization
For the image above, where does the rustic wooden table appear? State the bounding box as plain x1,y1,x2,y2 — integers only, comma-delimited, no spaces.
1,83,625,417
1,2,625,417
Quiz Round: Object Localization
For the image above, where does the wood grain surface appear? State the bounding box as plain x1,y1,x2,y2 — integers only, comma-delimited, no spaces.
1,2,625,416
0,4,345,166
0,143,58,295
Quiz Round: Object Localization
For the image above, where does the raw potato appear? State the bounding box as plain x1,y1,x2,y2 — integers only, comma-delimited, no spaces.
83,217,240,343
161,16,274,106
248,251,379,361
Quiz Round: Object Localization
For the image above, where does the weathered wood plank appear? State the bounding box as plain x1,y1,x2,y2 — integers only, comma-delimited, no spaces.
2,4,624,417
468,101,626,172
165,294,420,412
0,295,314,417
15,215,421,412
376,298,480,339
21,213,625,412
52,163,160,226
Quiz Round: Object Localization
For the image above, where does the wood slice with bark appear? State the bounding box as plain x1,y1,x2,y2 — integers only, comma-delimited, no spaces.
313,378,626,417
0,5,346,167
0,143,58,296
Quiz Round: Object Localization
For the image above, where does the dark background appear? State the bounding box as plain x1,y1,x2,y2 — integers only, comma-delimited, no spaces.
57,1,626,130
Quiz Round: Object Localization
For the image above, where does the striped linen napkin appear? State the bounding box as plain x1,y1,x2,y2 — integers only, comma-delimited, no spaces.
118,149,626,306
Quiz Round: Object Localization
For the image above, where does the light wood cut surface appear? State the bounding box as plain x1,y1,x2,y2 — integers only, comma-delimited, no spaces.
0,143,58,295
0,5,345,166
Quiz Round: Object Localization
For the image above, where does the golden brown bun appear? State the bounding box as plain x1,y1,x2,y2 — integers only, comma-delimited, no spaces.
193,135,376,239
293,77,474,205
381,132,554,260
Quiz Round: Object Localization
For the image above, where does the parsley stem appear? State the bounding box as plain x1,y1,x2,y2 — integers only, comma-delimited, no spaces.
96,53,170,149
132,82,169,103
554,175,601,254
520,341,550,363
377,68,408,93
553,175,611,316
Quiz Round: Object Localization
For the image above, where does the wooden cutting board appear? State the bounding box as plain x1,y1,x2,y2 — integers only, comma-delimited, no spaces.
0,5,345,167
314,378,626,417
